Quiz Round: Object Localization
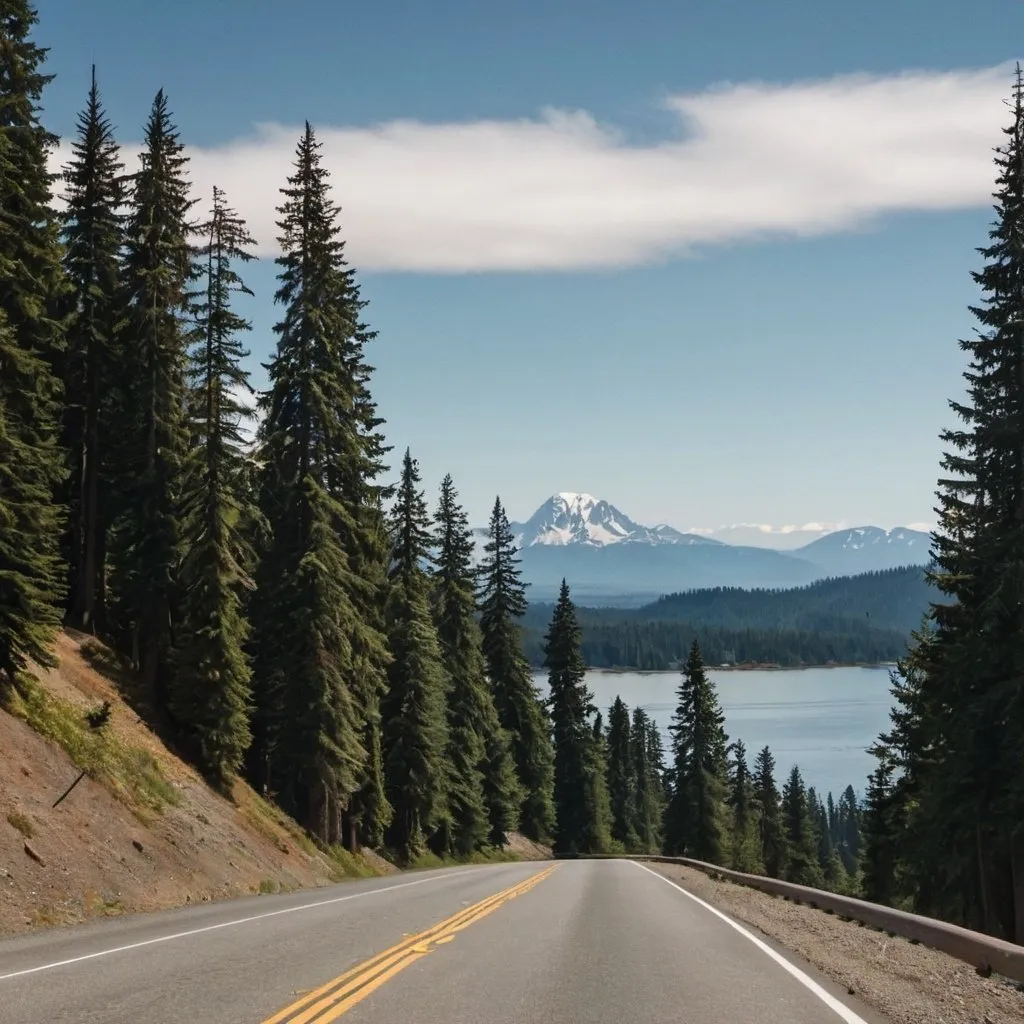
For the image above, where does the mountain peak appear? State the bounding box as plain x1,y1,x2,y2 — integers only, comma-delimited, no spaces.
511,493,715,549
555,491,598,508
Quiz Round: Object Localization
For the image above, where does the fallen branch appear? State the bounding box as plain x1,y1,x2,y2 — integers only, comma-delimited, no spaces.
52,769,88,809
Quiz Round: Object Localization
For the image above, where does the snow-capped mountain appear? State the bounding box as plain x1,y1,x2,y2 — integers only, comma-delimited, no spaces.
509,492,715,548
472,493,933,603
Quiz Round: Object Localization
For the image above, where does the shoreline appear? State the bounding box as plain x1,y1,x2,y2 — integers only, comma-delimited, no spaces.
573,661,898,675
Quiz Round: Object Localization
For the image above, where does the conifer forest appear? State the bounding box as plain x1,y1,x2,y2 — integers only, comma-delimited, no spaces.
1,1,1023,943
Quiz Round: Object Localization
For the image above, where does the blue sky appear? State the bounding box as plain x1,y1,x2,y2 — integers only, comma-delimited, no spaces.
37,0,1024,539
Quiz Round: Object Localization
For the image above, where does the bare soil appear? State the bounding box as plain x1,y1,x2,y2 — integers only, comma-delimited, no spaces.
505,832,554,860
0,632,369,936
649,862,1024,1024
0,631,550,938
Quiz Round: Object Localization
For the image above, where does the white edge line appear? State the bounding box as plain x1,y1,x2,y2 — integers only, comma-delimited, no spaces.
0,866,498,982
629,860,871,1024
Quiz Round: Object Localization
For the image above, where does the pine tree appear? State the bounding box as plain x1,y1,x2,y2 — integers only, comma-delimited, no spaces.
171,187,257,787
860,753,899,905
663,639,728,861
752,745,787,878
645,718,668,796
826,792,839,847
59,66,125,633
631,706,664,852
248,124,388,844
347,502,392,851
781,765,822,887
727,739,763,872
808,787,845,889
545,579,610,854
0,0,66,686
107,90,194,713
432,474,519,852
835,782,860,872
478,496,554,842
836,785,862,876
380,450,449,862
877,69,1024,940
337,311,392,853
606,696,639,850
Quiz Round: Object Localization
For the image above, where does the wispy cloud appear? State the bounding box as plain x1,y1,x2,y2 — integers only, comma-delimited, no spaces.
686,521,850,550
905,521,936,533
52,63,1013,272
689,521,848,535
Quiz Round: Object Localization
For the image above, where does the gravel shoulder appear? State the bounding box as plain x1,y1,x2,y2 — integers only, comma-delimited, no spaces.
649,862,1024,1024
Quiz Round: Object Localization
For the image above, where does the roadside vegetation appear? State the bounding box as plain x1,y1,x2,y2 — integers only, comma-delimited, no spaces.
1,672,180,823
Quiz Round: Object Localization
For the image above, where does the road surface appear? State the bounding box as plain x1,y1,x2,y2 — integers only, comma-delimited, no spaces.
0,859,887,1023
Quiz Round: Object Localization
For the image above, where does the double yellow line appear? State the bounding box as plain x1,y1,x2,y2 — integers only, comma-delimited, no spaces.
263,865,558,1024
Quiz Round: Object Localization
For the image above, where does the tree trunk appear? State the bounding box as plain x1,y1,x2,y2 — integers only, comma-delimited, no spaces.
74,379,100,631
976,821,1005,937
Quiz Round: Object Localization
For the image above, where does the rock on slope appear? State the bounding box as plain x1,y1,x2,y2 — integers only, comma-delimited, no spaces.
0,631,388,936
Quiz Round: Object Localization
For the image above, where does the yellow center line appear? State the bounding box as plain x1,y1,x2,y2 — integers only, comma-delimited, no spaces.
264,871,550,1024
262,865,557,1024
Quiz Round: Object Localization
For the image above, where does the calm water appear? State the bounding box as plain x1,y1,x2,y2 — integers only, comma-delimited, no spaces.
533,666,895,800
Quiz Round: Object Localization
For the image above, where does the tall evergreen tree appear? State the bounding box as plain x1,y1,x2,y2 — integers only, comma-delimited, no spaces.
631,706,664,852
172,187,257,786
835,784,862,876
335,289,392,853
107,89,194,712
606,695,639,850
248,124,388,844
826,792,839,846
860,753,900,905
59,66,125,633
478,496,554,842
381,450,449,861
808,787,845,889
663,639,728,861
781,765,822,887
875,69,1024,940
727,739,763,872
0,0,67,686
545,579,610,854
432,473,519,852
752,745,787,878
645,717,668,795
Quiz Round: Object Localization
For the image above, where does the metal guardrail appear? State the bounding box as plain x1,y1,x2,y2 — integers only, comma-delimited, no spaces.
558,852,1024,984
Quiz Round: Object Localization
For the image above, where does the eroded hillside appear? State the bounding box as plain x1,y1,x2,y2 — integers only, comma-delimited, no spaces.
0,631,391,935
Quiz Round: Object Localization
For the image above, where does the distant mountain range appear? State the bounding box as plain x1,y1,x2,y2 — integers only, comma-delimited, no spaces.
476,492,932,603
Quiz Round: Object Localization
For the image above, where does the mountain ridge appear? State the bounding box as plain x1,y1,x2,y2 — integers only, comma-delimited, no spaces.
480,492,932,602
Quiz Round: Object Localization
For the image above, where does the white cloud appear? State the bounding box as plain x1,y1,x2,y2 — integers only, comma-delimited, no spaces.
51,63,1014,272
686,521,850,550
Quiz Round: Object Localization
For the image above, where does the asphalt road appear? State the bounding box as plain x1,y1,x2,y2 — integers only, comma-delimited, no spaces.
0,859,888,1023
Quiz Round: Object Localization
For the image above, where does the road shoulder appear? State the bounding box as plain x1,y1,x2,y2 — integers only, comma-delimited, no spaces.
645,861,1024,1024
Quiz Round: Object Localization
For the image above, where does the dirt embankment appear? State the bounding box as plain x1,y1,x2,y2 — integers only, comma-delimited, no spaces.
0,631,387,936
649,862,1024,1024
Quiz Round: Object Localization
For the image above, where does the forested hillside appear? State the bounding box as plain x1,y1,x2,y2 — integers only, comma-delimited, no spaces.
521,568,931,668
640,567,933,633
0,5,544,867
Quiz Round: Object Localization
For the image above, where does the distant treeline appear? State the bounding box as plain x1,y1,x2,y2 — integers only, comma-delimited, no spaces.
521,568,932,669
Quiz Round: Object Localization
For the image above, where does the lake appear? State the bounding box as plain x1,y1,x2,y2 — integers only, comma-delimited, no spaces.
532,666,895,801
